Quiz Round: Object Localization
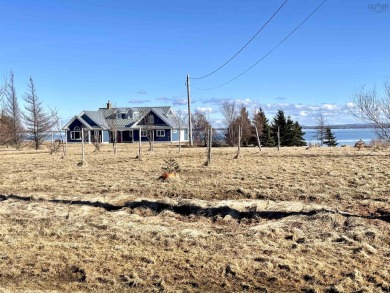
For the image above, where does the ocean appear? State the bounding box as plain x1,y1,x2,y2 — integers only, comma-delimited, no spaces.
303,128,378,146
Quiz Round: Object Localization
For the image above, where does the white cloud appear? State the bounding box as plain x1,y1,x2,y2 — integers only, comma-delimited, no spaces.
299,111,308,117
197,107,213,114
321,104,338,110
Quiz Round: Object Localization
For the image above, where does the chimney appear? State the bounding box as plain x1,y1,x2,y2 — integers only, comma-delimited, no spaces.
106,100,111,109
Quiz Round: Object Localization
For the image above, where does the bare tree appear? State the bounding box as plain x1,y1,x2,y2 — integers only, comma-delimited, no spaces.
143,113,155,151
23,77,55,150
316,113,326,146
48,108,66,156
349,81,390,140
4,71,24,148
108,113,118,154
172,109,187,152
0,76,11,145
92,132,102,152
192,111,212,146
221,101,237,146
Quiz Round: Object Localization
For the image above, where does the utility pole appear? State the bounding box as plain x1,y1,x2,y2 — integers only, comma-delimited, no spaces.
277,126,280,151
186,75,193,146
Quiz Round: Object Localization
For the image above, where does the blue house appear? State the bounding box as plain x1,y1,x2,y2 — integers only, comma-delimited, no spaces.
63,101,189,143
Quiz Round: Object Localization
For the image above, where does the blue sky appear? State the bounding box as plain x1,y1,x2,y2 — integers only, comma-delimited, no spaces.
1,0,389,126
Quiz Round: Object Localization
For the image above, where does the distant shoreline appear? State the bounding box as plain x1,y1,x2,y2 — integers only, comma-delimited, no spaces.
302,123,380,129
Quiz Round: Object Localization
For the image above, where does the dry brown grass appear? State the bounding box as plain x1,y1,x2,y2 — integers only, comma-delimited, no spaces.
0,143,389,292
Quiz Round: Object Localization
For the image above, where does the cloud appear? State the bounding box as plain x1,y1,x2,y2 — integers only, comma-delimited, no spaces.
254,102,357,126
196,107,213,114
321,103,337,110
128,99,151,104
159,96,188,106
137,90,147,95
200,97,229,105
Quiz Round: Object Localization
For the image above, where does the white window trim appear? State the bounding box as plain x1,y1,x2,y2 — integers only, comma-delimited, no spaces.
70,131,82,140
141,130,147,137
156,130,165,137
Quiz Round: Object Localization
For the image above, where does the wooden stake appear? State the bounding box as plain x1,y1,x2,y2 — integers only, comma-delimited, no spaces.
254,123,262,152
235,125,241,159
206,126,212,166
138,127,142,160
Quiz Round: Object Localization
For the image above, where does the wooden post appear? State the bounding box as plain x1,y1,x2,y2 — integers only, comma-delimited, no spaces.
277,126,280,151
206,126,212,166
152,130,154,151
254,123,262,152
186,74,193,146
81,128,85,163
235,125,241,159
178,127,181,153
138,127,142,160
64,130,67,156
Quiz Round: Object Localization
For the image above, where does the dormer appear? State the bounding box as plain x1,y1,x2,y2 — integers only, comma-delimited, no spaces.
127,109,139,119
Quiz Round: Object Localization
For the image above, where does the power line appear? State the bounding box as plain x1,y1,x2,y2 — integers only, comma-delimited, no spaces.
190,0,289,80
193,0,328,91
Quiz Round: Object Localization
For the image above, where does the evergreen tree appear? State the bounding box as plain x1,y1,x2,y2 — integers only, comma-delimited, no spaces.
253,108,274,146
271,109,306,147
323,127,338,147
271,109,288,146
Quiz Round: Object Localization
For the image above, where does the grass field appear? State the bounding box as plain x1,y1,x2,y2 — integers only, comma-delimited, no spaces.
0,143,389,292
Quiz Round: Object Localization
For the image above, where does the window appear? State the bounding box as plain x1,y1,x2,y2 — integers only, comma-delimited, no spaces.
147,114,154,124
70,126,81,140
172,130,178,133
156,130,165,137
141,130,147,137
121,113,126,119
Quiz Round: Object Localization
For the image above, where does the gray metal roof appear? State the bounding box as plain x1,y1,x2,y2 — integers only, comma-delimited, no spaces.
67,106,187,130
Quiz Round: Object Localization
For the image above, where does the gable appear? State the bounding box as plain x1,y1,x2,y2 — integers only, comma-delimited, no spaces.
137,110,169,127
68,117,88,131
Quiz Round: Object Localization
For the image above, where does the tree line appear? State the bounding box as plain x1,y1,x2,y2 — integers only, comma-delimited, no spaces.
0,71,59,150
191,102,308,147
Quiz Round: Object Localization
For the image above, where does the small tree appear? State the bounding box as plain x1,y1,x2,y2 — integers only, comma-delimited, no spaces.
108,112,118,154
172,109,187,152
316,113,326,146
323,127,338,147
143,113,155,151
48,108,66,156
192,111,211,146
349,81,390,140
252,107,275,147
4,71,24,148
221,101,237,146
225,106,252,146
23,77,55,150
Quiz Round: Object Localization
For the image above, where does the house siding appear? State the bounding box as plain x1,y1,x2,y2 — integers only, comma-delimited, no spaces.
172,129,179,141
103,130,110,143
67,119,85,142
138,111,169,126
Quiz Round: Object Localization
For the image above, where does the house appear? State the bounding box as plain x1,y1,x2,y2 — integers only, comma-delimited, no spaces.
63,101,189,143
